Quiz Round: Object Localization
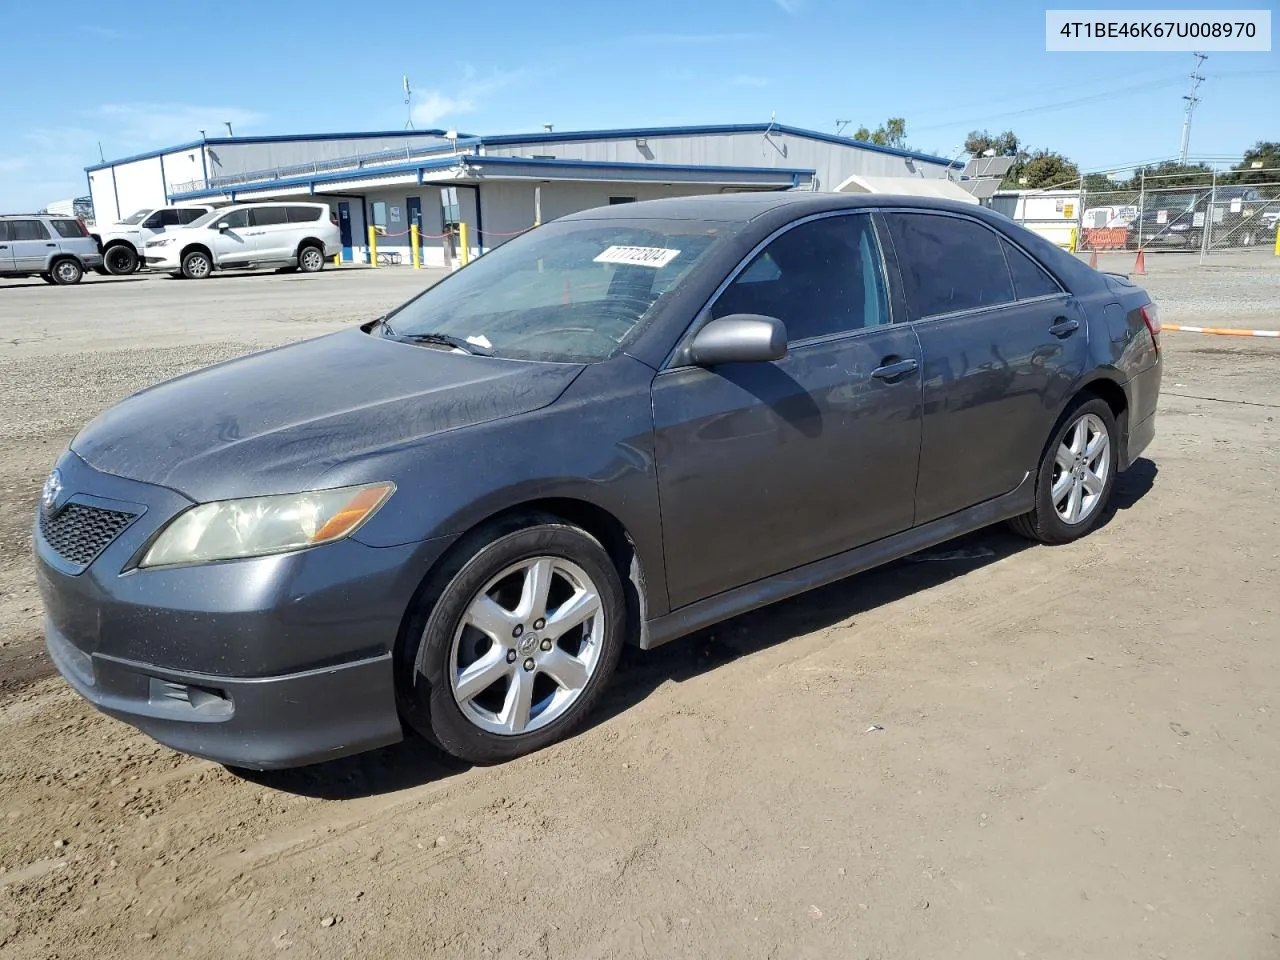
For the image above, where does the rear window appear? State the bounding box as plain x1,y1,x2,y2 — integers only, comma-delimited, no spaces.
50,219,86,239
249,207,289,227
1001,239,1062,300
885,212,1014,319
286,206,324,223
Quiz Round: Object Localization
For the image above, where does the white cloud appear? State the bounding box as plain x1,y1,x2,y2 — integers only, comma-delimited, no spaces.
730,74,771,88
409,67,527,127
774,0,803,12
94,102,266,144
411,92,475,126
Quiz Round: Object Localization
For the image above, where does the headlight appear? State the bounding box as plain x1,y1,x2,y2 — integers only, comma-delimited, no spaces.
146,238,174,248
139,482,395,568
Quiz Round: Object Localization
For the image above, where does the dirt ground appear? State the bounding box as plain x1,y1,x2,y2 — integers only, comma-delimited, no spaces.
1,255,1278,959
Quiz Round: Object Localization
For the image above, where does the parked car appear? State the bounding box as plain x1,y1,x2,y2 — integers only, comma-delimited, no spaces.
142,202,340,278
91,204,216,275
35,193,1162,769
1126,185,1274,249
0,213,103,284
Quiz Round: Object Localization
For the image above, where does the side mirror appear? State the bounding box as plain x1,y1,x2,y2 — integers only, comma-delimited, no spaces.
216,222,231,231
689,314,787,366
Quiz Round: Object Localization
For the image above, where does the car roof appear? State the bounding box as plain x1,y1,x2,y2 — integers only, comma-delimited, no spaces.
560,191,991,224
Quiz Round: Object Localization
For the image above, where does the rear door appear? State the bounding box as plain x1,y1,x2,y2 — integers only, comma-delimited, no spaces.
49,218,98,260
652,212,924,608
247,206,292,261
881,210,1088,524
8,218,56,272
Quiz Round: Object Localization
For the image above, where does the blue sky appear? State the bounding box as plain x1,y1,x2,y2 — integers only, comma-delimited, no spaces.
0,0,1275,209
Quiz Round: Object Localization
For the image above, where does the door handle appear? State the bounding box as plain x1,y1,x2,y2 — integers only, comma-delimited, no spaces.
871,357,919,381
1049,317,1080,337
46,242,57,247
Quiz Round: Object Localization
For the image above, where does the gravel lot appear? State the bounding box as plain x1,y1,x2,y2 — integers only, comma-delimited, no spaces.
1,255,1278,959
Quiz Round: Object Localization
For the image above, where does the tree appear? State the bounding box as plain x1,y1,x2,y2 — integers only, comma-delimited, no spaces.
1229,141,1280,184
1127,160,1213,189
1000,149,1080,190
853,117,908,150
1082,172,1117,194
964,129,1020,157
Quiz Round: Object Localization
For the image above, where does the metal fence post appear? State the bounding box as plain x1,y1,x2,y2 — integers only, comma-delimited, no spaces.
1201,168,1216,263
1077,180,1087,254
1138,169,1145,251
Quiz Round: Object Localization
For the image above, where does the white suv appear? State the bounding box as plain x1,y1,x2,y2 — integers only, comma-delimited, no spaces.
143,202,341,279
91,205,216,275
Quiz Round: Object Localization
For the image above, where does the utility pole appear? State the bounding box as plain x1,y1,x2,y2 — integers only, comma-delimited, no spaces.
1179,51,1207,164
403,76,413,130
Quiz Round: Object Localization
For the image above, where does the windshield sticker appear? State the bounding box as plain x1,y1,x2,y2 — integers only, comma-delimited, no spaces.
465,334,493,349
593,245,681,268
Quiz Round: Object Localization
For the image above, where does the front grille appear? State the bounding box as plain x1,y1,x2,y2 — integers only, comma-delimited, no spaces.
39,503,137,568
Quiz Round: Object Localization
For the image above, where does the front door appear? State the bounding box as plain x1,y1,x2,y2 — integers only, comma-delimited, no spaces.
8,218,57,272
880,210,1090,524
337,201,353,262
653,212,924,609
208,208,256,265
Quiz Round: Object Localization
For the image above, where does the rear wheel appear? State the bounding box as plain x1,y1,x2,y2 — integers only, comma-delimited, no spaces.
103,244,138,275
50,258,83,285
399,516,626,764
40,273,55,285
297,243,325,274
181,250,212,279
1009,396,1118,544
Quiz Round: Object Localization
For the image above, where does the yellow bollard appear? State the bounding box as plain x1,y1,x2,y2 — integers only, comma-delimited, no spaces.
332,251,341,266
459,222,470,265
411,223,420,270
1275,225,1280,256
1069,227,1078,254
368,226,378,268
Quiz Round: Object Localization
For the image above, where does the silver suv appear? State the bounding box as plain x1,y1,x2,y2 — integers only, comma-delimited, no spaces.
0,214,103,285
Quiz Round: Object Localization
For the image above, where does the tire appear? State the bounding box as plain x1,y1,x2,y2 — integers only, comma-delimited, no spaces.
181,249,212,279
1008,396,1118,545
399,515,626,764
297,243,325,274
103,244,138,275
40,273,55,285
50,258,83,285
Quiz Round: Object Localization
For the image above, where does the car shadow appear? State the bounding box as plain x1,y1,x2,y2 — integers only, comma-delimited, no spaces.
0,276,149,290
240,459,1158,799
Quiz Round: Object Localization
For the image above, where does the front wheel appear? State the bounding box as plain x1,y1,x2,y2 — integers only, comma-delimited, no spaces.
103,245,138,275
400,517,626,764
1009,396,1118,544
181,250,212,279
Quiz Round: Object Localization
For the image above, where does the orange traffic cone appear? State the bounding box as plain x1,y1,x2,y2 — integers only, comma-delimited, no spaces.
1133,248,1146,275
1088,249,1098,269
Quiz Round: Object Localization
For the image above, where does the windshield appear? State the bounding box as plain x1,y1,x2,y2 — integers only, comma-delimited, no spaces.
1145,192,1199,213
185,208,228,229
383,218,726,362
120,209,150,225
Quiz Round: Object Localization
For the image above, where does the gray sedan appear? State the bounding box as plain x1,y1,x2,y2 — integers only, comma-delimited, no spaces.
34,193,1162,768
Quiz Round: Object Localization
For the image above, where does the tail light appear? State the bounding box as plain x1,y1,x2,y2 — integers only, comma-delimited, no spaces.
1141,302,1161,352
76,218,91,237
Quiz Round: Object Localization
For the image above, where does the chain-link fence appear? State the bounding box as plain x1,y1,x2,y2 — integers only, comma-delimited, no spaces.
996,165,1280,259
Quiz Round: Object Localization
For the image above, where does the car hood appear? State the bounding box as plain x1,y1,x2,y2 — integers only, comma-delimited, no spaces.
71,328,585,501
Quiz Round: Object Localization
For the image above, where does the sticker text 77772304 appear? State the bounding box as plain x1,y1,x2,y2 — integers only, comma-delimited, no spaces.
593,246,682,268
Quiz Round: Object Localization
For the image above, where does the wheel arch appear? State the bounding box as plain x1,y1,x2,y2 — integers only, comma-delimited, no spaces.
295,237,325,257
180,242,214,264
392,496,651,690
102,238,139,255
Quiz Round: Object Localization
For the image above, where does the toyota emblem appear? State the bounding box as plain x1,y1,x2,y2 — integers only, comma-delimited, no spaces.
41,468,63,516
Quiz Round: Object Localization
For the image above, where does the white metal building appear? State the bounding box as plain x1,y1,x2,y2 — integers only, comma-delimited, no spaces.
86,124,960,266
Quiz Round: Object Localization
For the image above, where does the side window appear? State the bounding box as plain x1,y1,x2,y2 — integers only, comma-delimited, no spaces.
249,207,289,227
141,212,164,228
51,220,85,239
885,213,1014,319
1001,239,1062,300
286,206,323,223
177,208,207,224
0,221,11,242
159,209,183,226
711,215,889,343
215,209,250,229
11,219,50,241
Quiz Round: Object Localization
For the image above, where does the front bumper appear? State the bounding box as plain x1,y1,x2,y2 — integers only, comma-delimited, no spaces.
143,249,180,269
34,450,458,769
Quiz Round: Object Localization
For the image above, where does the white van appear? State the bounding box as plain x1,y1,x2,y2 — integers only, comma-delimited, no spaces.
142,202,341,279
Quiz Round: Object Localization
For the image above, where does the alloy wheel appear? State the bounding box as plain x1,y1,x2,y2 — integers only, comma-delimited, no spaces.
300,248,323,272
448,556,605,736
1051,413,1110,525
